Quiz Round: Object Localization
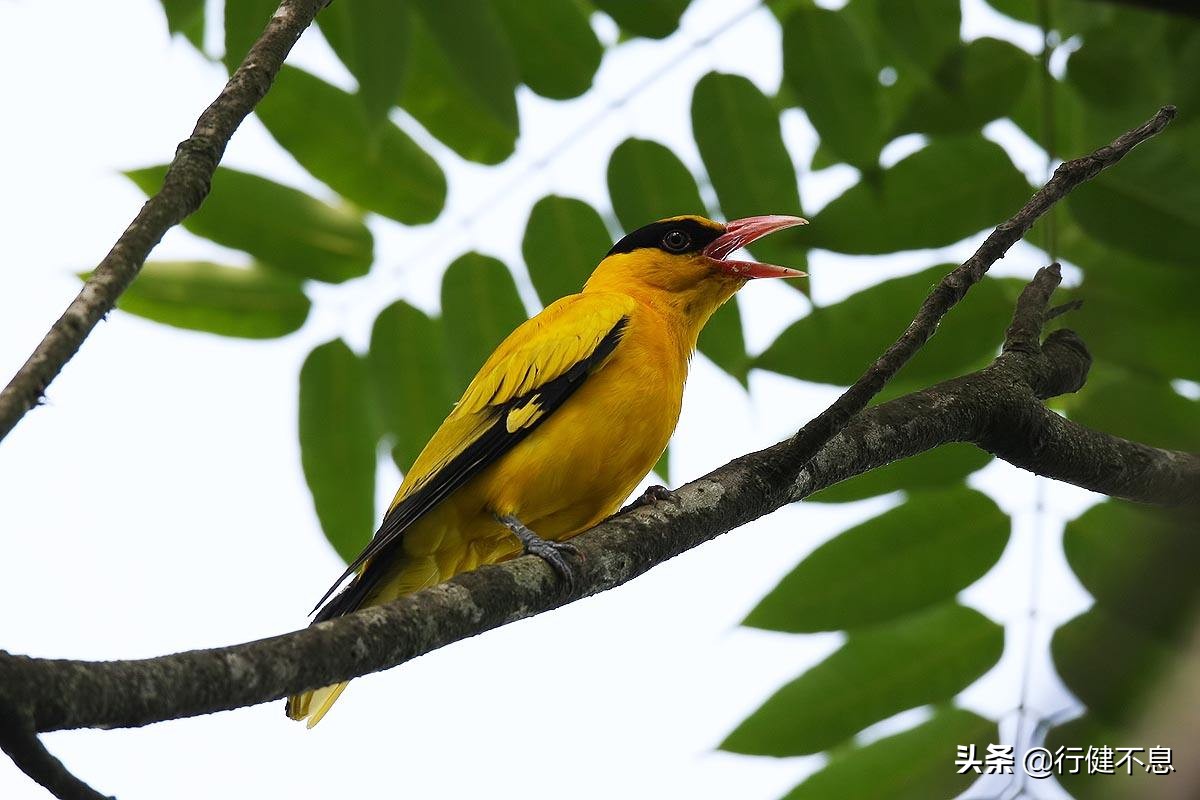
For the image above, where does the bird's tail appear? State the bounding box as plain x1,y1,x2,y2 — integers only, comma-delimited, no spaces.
286,682,349,728
286,556,440,727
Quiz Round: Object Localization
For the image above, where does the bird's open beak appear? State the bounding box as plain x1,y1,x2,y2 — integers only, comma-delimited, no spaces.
703,215,808,279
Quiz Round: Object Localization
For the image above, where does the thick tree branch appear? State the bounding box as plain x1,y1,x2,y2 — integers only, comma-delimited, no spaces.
0,110,1189,752
2,288,1194,736
0,0,329,444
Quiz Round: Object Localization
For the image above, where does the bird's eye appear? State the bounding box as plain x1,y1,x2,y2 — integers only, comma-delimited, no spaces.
661,229,691,252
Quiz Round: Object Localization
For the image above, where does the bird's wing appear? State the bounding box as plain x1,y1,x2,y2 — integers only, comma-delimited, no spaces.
312,292,636,617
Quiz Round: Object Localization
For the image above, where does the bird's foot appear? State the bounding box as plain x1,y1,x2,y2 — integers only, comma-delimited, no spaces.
620,484,678,514
495,514,582,592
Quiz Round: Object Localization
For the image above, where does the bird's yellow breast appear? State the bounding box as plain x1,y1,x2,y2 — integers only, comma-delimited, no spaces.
474,300,688,532
390,296,693,581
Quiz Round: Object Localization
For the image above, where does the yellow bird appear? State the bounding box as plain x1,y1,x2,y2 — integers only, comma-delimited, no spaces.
288,214,806,726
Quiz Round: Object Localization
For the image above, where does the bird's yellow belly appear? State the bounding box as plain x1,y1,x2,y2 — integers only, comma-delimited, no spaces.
482,354,681,531
397,335,684,579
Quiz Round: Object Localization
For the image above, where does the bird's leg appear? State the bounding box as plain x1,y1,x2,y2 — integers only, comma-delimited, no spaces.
494,513,581,591
620,484,678,514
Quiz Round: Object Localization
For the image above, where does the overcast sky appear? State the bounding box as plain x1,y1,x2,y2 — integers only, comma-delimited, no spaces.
0,1,1100,798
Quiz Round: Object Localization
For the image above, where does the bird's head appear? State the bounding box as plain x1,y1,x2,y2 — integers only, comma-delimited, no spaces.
585,215,807,317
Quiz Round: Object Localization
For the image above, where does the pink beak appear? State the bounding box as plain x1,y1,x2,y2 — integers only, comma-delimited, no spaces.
703,215,808,279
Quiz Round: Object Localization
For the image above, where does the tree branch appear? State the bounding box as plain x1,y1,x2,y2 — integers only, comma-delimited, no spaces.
0,0,329,444
0,708,111,800
770,105,1176,485
1,272,1195,737
0,110,1189,758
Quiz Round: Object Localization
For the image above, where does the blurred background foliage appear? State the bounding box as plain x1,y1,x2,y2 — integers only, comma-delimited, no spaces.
130,0,1199,796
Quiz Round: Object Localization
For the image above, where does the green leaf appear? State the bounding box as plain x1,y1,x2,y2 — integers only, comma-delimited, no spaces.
97,261,309,339
1062,9,1176,130
1052,224,1200,382
605,137,751,382
809,140,841,172
1072,375,1200,453
746,488,1009,633
1170,28,1200,118
869,0,960,76
691,73,808,276
318,0,410,126
125,165,373,284
606,138,708,231
1063,501,1200,641
494,0,602,100
895,38,1032,137
783,708,996,800
755,265,1013,389
522,196,612,306
806,136,1030,254
1067,142,1200,270
440,253,529,389
723,603,1003,756
809,444,991,503
367,301,458,473
981,0,1038,25
782,7,884,169
1008,65,1093,158
160,0,204,49
985,0,1115,34
397,12,518,165
409,0,518,129
1052,607,1177,726
299,340,377,563
592,0,690,39
697,301,750,385
1043,716,1125,799
257,66,445,225
654,446,670,484
223,0,278,71
1067,22,1157,112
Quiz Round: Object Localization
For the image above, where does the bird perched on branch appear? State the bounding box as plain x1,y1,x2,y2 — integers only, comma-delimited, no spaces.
288,214,806,726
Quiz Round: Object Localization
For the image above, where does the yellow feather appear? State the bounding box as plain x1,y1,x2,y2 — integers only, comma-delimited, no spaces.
302,682,348,729
505,398,545,433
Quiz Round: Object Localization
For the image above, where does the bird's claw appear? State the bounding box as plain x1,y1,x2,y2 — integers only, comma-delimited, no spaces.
495,513,582,592
621,484,678,513
522,537,581,592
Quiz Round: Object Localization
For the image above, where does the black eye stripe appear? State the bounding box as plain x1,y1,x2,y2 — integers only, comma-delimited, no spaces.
607,218,722,257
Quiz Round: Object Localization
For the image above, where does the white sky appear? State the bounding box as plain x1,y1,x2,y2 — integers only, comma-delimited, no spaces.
0,1,1103,798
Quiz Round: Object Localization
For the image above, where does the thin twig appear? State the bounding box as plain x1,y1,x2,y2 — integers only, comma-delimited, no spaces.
1043,298,1083,323
0,0,330,443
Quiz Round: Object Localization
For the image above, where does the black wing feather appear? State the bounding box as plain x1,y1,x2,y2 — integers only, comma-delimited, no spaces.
311,316,629,621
